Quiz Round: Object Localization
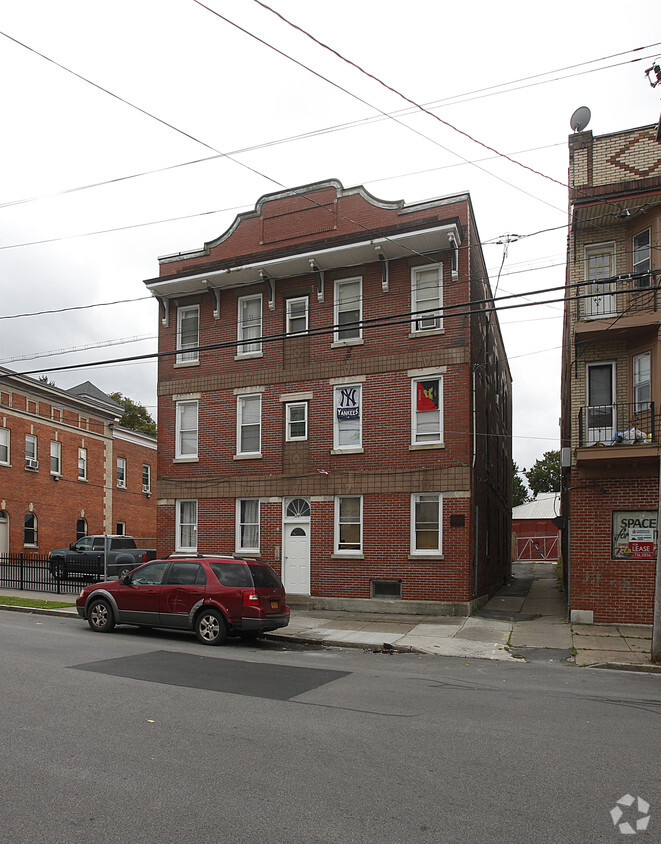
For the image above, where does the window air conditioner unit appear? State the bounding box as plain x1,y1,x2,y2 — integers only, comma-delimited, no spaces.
25,458,39,470
142,485,151,494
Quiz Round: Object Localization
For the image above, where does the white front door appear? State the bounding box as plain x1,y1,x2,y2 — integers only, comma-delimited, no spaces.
0,511,8,556
283,498,311,595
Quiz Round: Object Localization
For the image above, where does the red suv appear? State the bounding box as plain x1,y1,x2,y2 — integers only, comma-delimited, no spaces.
76,555,290,645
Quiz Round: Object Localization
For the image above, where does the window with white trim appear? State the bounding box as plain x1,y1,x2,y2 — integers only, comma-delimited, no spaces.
237,393,261,455
142,464,152,493
633,351,651,412
0,427,9,465
176,499,197,552
116,457,127,489
335,495,362,553
176,305,200,364
25,434,38,470
78,447,87,480
24,512,37,547
236,498,260,552
411,493,442,554
175,400,198,459
411,264,442,332
50,440,61,475
237,295,262,355
286,401,308,441
334,277,362,342
584,243,616,318
116,522,126,536
286,296,308,335
411,376,443,444
633,228,651,287
333,384,361,450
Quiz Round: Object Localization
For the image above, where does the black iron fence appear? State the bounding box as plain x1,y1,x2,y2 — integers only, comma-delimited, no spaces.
0,553,86,595
578,402,657,447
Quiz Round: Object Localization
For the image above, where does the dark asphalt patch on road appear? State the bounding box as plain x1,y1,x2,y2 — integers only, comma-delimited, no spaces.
508,646,574,664
73,650,350,700
476,609,541,622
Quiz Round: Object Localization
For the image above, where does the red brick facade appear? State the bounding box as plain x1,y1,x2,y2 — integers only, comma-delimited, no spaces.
147,181,512,613
0,370,156,554
562,124,661,624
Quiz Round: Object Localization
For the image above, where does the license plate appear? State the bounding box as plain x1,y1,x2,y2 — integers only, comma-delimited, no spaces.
270,600,279,609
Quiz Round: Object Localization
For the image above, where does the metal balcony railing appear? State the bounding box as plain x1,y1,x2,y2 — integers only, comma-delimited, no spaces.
577,401,657,447
576,272,660,321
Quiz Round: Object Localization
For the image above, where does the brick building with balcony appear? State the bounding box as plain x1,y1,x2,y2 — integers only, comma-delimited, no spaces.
0,370,156,555
146,180,512,614
561,122,661,624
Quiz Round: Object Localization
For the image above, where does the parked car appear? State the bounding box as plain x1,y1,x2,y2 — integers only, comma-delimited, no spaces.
76,554,290,645
49,535,157,581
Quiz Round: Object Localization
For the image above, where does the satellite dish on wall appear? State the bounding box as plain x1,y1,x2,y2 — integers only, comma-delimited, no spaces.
570,106,591,133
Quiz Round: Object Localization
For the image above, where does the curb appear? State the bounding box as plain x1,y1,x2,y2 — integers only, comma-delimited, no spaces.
264,631,421,654
580,661,661,675
0,604,78,619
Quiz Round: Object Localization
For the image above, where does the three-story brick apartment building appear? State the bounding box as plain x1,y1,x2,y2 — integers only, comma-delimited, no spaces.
146,180,511,614
562,123,661,624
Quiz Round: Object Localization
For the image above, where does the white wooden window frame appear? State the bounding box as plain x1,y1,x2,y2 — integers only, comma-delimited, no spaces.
237,294,263,356
176,499,198,552
333,384,362,451
285,401,308,441
142,464,152,493
334,277,362,342
175,399,199,459
0,427,9,465
116,457,127,489
236,498,260,553
50,440,61,476
334,495,363,554
176,305,200,364
286,296,309,335
411,376,444,445
633,351,651,412
77,447,87,480
410,493,442,555
411,263,443,332
237,393,262,456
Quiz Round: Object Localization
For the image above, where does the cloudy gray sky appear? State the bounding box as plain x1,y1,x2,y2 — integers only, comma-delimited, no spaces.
1,0,659,474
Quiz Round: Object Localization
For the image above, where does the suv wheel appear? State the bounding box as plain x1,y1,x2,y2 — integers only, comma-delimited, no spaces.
195,608,227,646
87,598,115,633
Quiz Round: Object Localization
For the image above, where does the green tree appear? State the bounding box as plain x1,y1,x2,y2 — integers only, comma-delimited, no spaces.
525,450,561,498
110,392,157,437
512,461,528,507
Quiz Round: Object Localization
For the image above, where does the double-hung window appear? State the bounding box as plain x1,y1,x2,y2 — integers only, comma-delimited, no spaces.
24,513,37,547
333,384,362,450
633,352,651,413
237,393,261,456
0,427,9,465
142,464,152,494
176,400,199,459
116,457,127,489
412,376,443,445
238,295,262,355
50,440,61,476
411,493,442,554
176,499,198,552
286,402,308,441
335,495,362,553
25,434,38,470
78,447,87,480
411,264,442,332
286,297,308,335
334,278,362,342
176,305,200,364
236,498,260,553
633,229,651,288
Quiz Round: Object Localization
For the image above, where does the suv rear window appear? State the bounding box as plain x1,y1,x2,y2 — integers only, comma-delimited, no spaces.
249,564,282,588
210,562,253,587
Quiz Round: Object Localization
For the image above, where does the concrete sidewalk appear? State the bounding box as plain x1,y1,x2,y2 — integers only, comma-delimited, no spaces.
0,562,657,671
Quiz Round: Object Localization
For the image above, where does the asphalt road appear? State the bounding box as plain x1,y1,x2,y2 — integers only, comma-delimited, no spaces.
1,611,659,843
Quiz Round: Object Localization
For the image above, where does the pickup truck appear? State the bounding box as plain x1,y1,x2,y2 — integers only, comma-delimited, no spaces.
48,536,157,581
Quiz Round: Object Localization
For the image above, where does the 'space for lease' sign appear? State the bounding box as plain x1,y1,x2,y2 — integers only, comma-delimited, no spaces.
611,511,657,560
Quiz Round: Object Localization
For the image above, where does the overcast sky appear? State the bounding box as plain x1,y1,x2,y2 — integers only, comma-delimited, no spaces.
1,0,659,476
